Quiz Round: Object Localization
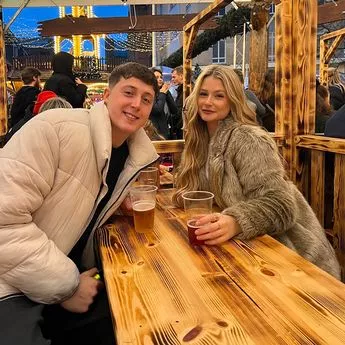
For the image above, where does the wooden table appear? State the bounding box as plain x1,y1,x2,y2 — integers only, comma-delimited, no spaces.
97,189,345,345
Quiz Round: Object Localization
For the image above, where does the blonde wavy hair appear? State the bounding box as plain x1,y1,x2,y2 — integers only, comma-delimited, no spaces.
328,67,345,90
172,64,257,206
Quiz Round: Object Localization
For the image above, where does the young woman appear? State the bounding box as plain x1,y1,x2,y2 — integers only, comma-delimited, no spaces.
149,68,178,139
173,65,340,279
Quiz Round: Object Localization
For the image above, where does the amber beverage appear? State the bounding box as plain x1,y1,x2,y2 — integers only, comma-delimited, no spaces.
187,219,205,246
133,201,155,233
130,185,158,233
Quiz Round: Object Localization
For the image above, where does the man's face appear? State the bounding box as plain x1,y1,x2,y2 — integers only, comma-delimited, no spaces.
171,71,183,86
103,77,155,139
33,76,41,89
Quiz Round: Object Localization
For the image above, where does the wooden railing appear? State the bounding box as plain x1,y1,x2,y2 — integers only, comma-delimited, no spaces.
296,134,345,281
11,55,133,74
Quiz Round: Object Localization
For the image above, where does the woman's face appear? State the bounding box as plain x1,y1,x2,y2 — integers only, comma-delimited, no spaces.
197,76,231,125
154,71,164,88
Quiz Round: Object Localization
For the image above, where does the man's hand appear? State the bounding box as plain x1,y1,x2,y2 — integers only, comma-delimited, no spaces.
61,268,103,313
75,77,84,85
119,195,133,216
160,83,170,94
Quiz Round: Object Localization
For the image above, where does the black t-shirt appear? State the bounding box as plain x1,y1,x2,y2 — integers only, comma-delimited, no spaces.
69,141,129,269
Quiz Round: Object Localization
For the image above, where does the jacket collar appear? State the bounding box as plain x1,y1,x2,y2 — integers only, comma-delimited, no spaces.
208,116,237,158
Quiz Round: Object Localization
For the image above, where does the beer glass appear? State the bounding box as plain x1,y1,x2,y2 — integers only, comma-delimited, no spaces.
130,185,158,233
182,191,214,245
138,166,159,188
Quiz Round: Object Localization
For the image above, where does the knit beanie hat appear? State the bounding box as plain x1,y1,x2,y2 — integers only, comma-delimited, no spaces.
33,91,57,115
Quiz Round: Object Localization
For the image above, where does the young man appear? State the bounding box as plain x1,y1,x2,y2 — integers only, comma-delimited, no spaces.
10,67,41,127
171,66,184,139
0,62,159,345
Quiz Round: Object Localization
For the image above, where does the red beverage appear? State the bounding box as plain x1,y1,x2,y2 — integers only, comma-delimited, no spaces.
187,219,205,246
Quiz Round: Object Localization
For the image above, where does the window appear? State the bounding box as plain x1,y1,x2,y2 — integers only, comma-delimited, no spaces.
216,7,226,17
212,39,226,64
269,4,275,15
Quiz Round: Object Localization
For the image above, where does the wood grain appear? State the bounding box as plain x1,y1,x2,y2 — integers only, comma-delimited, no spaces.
98,189,345,345
248,5,268,95
333,154,345,282
310,150,325,226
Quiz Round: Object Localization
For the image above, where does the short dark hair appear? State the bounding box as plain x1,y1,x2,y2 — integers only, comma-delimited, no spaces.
173,66,183,75
109,62,159,96
21,67,41,85
150,67,162,76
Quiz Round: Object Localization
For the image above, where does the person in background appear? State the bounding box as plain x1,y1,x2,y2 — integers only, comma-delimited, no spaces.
10,67,41,127
144,119,165,141
44,52,87,108
4,91,68,145
327,67,345,111
234,69,265,124
0,62,159,345
171,66,184,139
315,82,333,133
149,68,178,139
172,64,340,279
258,69,275,131
325,102,345,139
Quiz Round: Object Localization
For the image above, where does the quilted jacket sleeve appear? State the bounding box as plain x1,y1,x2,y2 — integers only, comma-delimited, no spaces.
0,119,79,304
221,126,297,239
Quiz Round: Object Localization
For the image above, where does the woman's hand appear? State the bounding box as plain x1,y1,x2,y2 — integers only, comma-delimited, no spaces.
194,213,242,245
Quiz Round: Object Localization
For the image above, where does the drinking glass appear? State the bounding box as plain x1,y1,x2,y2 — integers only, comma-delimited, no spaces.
130,185,158,233
182,191,214,245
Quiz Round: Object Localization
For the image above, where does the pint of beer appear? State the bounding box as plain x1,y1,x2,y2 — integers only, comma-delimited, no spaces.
133,201,155,233
130,185,158,233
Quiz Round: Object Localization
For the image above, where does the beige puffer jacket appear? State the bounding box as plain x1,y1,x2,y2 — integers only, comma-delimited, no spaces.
0,102,158,303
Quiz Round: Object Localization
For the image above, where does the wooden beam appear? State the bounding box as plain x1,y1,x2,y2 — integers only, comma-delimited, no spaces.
0,6,7,137
318,0,345,25
296,135,345,154
324,34,345,64
183,26,198,101
319,38,328,85
277,0,317,186
248,5,268,95
321,27,345,41
182,0,231,102
333,154,345,281
183,0,232,33
310,150,325,226
39,14,218,36
319,28,345,85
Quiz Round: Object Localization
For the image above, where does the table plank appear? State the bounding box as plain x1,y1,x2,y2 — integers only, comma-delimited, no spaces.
98,190,345,345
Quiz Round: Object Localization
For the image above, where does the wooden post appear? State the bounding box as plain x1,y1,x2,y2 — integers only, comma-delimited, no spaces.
276,0,317,187
183,25,198,101
248,5,268,94
0,6,7,136
183,0,231,100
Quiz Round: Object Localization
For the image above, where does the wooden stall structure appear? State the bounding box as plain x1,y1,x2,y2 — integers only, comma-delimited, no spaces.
319,28,345,85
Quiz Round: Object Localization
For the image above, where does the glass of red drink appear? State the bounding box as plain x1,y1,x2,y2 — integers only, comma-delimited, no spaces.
182,191,214,246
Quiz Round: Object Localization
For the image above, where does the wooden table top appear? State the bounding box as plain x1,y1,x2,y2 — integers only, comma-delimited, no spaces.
97,189,345,345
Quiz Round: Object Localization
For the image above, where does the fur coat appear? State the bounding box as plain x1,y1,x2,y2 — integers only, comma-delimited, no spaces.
201,117,340,279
